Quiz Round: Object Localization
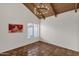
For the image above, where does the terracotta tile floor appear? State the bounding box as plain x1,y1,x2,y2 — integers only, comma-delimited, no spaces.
1,41,79,56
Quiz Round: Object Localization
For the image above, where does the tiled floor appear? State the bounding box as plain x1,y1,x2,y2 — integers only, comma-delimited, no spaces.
1,41,79,56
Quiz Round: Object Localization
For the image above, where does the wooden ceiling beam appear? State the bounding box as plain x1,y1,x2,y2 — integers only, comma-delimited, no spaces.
50,3,57,17
74,3,78,13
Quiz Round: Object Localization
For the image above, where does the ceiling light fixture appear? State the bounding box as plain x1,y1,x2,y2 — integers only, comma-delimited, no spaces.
34,3,49,19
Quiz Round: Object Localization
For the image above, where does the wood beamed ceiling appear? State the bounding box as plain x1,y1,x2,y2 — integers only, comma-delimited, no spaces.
23,3,79,19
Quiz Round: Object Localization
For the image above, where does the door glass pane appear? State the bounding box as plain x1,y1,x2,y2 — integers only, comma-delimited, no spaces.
27,23,34,39
34,24,39,37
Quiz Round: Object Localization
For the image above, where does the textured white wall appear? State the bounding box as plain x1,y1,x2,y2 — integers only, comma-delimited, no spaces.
0,3,40,53
40,9,79,51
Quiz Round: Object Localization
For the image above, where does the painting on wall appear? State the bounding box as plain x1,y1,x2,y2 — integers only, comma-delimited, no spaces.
9,24,23,33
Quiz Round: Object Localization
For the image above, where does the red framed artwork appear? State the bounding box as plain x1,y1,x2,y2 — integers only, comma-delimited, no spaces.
9,24,23,33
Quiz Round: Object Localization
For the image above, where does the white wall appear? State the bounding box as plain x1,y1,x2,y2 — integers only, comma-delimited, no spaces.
40,9,79,51
0,3,40,53
1,3,79,53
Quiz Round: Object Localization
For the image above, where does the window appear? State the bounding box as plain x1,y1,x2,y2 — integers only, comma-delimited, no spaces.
27,23,39,39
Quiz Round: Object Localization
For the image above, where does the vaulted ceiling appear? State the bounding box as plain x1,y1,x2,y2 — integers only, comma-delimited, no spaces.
23,3,79,19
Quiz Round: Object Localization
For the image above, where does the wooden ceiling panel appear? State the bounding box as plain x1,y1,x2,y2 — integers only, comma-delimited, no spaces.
53,3,75,13
23,3,79,19
77,3,79,8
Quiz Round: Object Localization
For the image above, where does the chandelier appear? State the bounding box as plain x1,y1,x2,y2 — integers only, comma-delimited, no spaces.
34,3,49,18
